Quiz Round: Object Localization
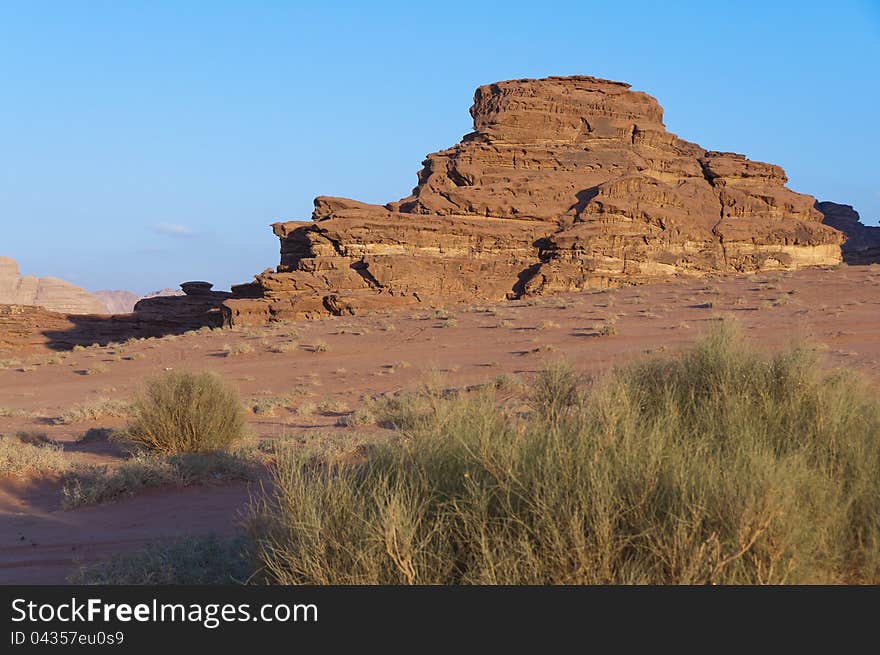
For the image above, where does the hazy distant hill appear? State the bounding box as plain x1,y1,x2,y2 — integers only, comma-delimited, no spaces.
93,288,184,314
0,256,105,314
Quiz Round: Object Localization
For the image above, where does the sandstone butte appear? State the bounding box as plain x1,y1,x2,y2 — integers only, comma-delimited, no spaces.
0,256,105,315
209,75,846,326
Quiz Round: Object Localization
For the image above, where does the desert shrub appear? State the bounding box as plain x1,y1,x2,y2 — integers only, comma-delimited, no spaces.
246,395,293,416
597,320,617,336
318,398,348,414
125,371,246,454
295,402,317,417
367,386,450,431
54,398,130,425
250,324,880,584
493,373,521,392
269,341,298,354
69,535,252,584
336,407,375,427
223,342,254,356
0,434,69,477
62,450,260,508
0,407,31,418
77,427,118,443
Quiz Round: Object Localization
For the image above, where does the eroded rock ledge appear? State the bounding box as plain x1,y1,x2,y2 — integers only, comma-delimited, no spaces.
223,75,843,324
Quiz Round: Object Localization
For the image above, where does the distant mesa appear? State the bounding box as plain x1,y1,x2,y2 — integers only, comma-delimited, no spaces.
0,256,105,314
7,76,871,333
215,75,846,325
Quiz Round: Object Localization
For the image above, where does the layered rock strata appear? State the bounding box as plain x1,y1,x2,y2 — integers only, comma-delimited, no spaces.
223,76,843,324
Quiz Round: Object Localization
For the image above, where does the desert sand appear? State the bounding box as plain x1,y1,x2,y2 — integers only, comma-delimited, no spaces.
1,264,879,583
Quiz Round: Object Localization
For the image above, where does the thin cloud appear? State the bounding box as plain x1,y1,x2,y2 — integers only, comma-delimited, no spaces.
153,223,197,237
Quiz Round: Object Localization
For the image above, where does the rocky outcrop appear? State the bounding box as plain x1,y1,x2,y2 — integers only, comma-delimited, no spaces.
817,201,880,264
0,257,105,315
133,282,230,328
223,76,843,324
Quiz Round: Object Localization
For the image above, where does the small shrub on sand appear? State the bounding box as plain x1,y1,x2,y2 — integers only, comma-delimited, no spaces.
295,402,317,417
223,342,254,356
269,341,299,354
597,320,617,337
125,371,246,454
0,434,69,477
77,427,117,444
367,387,446,431
310,340,329,353
69,535,252,584
249,324,880,584
335,407,375,427
54,398,130,425
0,407,36,419
318,398,348,414
493,373,521,392
246,396,292,416
62,450,260,508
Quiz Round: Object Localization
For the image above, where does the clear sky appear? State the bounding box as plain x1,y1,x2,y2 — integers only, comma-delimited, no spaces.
1,1,878,294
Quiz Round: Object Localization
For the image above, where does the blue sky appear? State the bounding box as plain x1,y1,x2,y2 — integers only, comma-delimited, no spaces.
1,1,878,294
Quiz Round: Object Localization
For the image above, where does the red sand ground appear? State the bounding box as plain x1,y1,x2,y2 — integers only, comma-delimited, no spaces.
1,265,879,583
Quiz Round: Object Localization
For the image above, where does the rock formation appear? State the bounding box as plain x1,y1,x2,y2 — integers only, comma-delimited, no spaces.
0,257,105,314
94,288,185,314
816,201,880,264
222,76,843,324
133,281,230,328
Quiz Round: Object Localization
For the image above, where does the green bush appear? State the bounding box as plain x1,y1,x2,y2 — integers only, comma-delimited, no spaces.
249,324,880,584
126,371,246,454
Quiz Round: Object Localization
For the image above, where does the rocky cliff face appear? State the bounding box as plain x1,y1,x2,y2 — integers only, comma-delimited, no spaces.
223,76,843,324
816,201,880,264
0,257,105,315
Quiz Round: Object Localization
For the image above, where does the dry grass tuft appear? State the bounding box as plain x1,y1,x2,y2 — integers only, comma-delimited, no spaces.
0,433,69,477
125,371,246,454
249,324,880,584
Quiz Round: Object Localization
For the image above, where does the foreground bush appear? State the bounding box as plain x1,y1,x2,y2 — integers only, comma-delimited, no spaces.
250,325,880,584
126,371,246,454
